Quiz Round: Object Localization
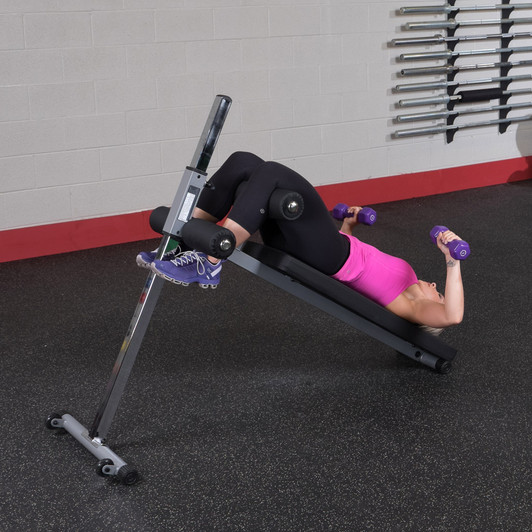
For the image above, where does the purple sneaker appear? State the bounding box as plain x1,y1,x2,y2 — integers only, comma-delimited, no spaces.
151,251,222,289
136,245,181,269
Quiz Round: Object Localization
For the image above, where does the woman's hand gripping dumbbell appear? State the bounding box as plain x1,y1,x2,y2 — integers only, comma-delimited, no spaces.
332,203,377,225
430,226,470,260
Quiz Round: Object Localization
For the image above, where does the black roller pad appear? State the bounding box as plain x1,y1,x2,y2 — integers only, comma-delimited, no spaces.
181,218,236,259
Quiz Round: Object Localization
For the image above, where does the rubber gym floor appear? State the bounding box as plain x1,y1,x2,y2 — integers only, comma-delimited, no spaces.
1,180,531,532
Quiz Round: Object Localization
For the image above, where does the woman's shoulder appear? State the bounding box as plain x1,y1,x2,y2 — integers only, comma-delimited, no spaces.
385,286,420,323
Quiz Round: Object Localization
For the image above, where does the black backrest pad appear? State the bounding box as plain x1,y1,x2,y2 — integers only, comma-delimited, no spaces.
242,242,457,361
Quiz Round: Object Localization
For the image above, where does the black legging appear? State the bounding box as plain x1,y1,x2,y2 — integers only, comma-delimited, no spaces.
196,152,350,275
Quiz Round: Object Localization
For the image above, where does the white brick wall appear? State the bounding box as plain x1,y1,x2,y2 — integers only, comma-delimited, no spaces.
1,1,531,231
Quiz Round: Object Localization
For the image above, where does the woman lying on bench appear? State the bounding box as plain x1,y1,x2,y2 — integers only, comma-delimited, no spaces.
137,152,464,330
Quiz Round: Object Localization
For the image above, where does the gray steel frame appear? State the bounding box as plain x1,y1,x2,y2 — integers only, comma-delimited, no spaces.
46,95,232,484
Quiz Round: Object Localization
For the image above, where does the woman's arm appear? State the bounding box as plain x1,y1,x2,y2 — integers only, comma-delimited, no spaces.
340,206,363,235
411,257,464,327
387,230,465,327
437,230,464,324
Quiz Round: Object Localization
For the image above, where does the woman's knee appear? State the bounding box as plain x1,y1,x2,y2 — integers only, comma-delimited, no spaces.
250,160,301,186
226,151,264,168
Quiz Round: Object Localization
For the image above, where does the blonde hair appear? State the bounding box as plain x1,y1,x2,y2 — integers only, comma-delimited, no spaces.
420,325,444,336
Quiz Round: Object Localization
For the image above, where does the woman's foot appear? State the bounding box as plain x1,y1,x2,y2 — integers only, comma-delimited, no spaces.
151,251,222,289
136,245,182,269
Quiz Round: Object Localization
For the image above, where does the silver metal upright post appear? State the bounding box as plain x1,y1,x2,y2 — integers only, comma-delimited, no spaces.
46,95,232,484
89,95,232,441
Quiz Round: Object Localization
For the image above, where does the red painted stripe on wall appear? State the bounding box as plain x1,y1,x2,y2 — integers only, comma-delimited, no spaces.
1,156,531,263
318,156,532,208
0,211,159,263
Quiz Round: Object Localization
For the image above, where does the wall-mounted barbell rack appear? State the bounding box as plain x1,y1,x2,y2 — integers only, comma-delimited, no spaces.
391,1,532,142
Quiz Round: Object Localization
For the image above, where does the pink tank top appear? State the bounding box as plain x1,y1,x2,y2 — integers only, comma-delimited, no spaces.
332,233,418,306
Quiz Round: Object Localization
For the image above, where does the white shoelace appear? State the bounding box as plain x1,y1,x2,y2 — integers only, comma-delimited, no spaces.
170,250,206,275
164,245,181,259
152,245,181,258
147,244,181,259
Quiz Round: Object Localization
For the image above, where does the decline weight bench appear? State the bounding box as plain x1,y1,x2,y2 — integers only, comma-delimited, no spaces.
46,95,457,485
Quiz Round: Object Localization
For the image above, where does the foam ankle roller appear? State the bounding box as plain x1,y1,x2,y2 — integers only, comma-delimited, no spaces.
181,218,236,259
268,189,304,220
149,206,170,235
235,183,304,221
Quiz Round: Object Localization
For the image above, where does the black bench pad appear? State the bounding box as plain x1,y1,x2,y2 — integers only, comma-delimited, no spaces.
241,242,457,361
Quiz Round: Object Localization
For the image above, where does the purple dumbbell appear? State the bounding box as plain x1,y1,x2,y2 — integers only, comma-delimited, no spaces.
332,203,377,225
430,226,470,260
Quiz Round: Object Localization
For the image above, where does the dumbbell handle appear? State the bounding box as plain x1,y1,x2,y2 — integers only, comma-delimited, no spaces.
332,203,377,225
430,225,470,260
